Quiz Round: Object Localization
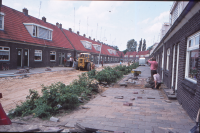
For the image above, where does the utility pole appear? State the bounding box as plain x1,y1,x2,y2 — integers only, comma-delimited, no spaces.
79,20,81,32
74,7,75,32
38,1,42,18
96,23,98,40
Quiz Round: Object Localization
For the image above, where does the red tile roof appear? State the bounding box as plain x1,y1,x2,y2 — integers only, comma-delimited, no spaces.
62,29,99,54
62,28,119,57
137,50,150,55
124,51,137,57
0,5,74,50
117,51,124,57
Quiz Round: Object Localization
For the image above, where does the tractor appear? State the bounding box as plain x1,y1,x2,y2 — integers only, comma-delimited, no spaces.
74,53,94,71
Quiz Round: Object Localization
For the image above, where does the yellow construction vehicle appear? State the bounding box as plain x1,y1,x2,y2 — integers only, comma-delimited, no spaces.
74,53,94,71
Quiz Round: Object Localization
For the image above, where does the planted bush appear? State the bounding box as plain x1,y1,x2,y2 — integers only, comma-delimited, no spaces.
95,66,123,84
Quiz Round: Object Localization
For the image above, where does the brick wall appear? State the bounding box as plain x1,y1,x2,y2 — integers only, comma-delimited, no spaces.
153,9,200,120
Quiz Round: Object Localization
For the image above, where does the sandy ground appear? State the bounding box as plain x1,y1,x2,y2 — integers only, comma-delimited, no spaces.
0,64,120,113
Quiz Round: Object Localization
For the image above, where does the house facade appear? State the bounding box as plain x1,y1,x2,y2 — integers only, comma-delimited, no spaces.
151,1,200,120
0,4,119,70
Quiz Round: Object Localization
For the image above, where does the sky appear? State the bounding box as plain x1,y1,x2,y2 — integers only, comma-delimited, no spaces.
2,0,173,51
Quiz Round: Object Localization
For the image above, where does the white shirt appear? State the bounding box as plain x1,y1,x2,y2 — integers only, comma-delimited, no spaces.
153,73,161,83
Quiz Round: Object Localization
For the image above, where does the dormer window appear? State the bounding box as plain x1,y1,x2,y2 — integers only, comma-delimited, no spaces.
92,44,101,51
0,12,5,30
107,49,116,55
80,40,92,49
24,23,53,40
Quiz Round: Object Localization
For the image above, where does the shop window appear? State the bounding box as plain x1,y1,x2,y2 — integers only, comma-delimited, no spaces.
185,31,199,83
0,46,10,61
34,50,42,61
166,48,170,70
50,51,56,61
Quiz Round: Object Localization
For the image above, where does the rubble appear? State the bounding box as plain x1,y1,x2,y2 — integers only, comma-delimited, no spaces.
50,117,59,122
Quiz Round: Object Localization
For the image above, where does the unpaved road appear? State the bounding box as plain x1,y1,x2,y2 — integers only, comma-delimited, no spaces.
0,64,121,113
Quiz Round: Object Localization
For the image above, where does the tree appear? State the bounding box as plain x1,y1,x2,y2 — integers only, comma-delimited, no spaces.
147,45,153,51
123,49,128,55
113,46,119,51
138,38,142,52
142,39,146,51
127,39,137,52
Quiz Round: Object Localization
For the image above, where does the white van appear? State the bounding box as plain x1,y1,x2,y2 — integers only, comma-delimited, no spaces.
139,58,146,66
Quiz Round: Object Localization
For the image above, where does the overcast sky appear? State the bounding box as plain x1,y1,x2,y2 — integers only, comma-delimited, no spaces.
2,0,173,51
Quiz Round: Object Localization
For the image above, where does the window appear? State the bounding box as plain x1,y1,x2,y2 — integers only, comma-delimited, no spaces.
105,57,106,61
93,44,101,51
24,23,53,40
0,12,4,30
80,40,92,49
91,55,94,61
67,53,71,60
34,50,42,61
0,46,10,61
101,56,102,61
166,48,170,70
50,51,56,61
108,57,109,61
185,31,200,83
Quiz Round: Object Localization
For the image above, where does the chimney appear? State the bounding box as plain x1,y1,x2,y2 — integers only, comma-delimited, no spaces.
77,31,79,35
89,36,91,40
23,8,28,16
42,16,46,23
83,34,86,37
59,23,62,29
56,22,59,27
93,38,95,41
69,28,72,32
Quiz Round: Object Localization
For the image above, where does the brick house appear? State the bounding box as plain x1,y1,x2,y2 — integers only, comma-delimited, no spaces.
0,4,119,70
136,50,150,62
151,1,200,120
0,5,75,69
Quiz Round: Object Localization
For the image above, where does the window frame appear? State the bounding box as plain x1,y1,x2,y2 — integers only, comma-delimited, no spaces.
0,12,5,30
34,50,42,61
0,46,10,61
50,51,56,61
166,48,170,70
24,23,53,40
185,31,200,84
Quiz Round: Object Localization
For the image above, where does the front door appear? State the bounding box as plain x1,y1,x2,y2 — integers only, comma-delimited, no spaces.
59,53,65,65
24,49,29,67
17,49,22,67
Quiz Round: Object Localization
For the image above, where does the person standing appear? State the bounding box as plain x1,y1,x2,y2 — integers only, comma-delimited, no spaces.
148,57,158,81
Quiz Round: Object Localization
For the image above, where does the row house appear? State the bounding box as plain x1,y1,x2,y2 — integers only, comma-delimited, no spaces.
151,1,200,120
124,51,149,63
0,4,119,70
117,51,124,62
